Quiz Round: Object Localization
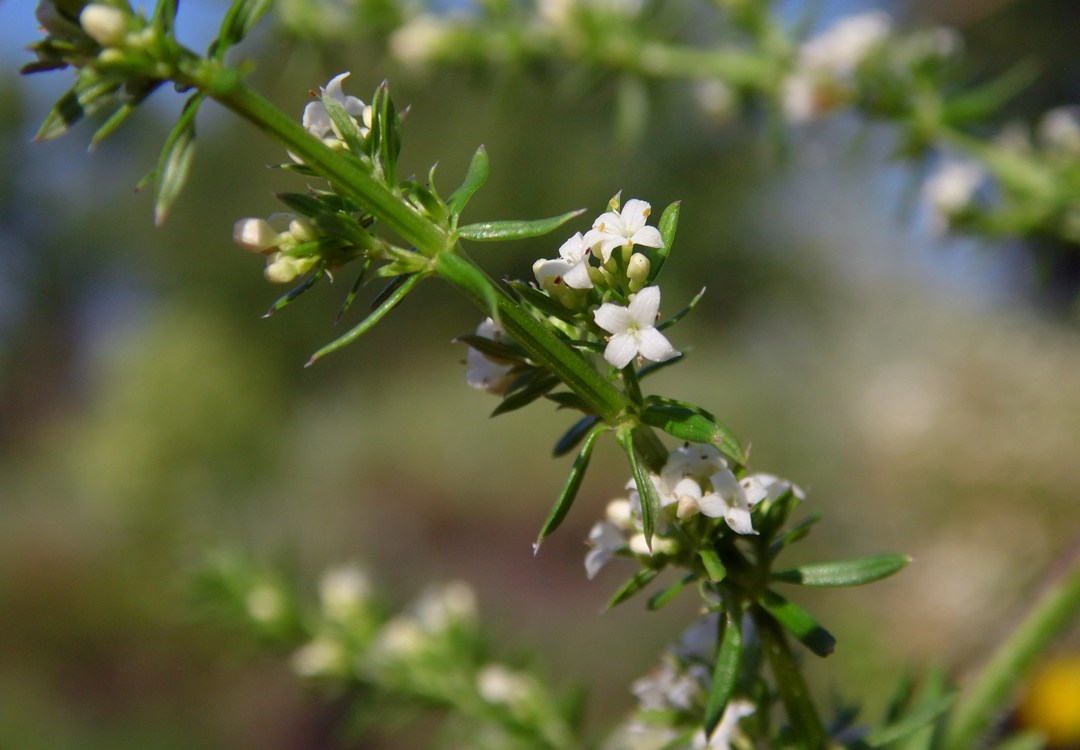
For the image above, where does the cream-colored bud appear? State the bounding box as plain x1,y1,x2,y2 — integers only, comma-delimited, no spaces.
233,218,280,254
79,4,128,47
264,254,315,284
605,498,633,529
626,253,650,291
245,584,284,624
629,533,679,557
288,217,318,244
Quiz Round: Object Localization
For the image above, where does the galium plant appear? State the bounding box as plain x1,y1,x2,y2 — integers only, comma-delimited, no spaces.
22,1,1080,748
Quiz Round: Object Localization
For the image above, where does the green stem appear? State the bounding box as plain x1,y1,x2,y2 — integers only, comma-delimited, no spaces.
944,539,1080,750
750,604,827,748
179,60,450,257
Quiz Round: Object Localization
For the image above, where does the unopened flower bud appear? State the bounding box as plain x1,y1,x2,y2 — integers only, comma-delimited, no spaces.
629,534,679,557
287,217,318,244
79,4,128,47
626,252,650,291
233,218,281,254
264,253,315,284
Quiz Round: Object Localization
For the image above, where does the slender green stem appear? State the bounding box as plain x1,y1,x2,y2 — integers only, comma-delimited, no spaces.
944,539,1080,750
178,60,450,257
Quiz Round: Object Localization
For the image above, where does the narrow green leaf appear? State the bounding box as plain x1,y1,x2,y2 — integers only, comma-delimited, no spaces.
553,415,601,457
453,334,522,363
944,61,1041,126
897,666,948,750
657,287,706,331
545,391,590,411
650,200,680,283
698,548,727,583
154,93,203,225
447,145,489,219
372,81,400,185
637,352,684,380
276,191,325,217
641,400,745,465
535,423,607,551
151,0,179,36
883,669,916,726
758,590,835,657
617,426,659,547
767,508,820,559
458,209,585,242
506,280,581,325
606,567,660,609
992,733,1047,750
262,267,325,318
490,373,559,417
647,573,696,611
334,260,372,324
866,693,956,748
704,606,743,738
35,77,119,141
772,554,910,588
210,0,272,58
320,91,366,159
306,273,423,366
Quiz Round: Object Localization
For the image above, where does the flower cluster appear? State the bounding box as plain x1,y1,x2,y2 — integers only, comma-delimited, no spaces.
585,442,799,579
233,213,322,284
295,71,373,159
602,612,755,749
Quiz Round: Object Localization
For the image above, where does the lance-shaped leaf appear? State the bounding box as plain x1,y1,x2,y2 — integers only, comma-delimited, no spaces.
210,0,272,59
263,267,325,318
545,391,590,412
506,280,581,326
91,80,162,148
657,287,706,331
447,145,489,220
641,399,745,466
617,425,660,547
648,201,680,284
553,415,601,457
944,61,1040,127
369,82,400,185
772,553,911,588
704,605,744,739
490,372,559,417
334,260,372,324
698,548,727,583
647,573,695,611
535,422,607,552
637,352,684,380
453,334,522,363
151,0,179,36
36,75,121,141
320,90,367,160
306,273,423,366
458,209,585,242
768,509,822,559
866,692,956,748
154,93,203,225
758,590,835,657
606,567,660,609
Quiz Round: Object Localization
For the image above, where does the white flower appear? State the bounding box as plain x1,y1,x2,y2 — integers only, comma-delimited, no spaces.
233,218,281,254
923,160,984,229
631,660,705,711
477,664,532,706
291,635,347,678
534,232,595,289
465,317,516,394
414,580,477,631
593,286,678,369
800,11,891,78
1038,106,1080,153
697,469,768,535
245,583,284,624
389,14,451,67
584,199,664,263
691,698,755,749
662,443,728,487
318,564,372,622
302,72,372,143
585,520,626,579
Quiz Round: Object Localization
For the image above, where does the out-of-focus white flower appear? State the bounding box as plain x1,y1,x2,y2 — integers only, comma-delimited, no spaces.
923,160,985,230
372,615,427,658
246,583,284,624
585,199,664,263
414,580,477,631
691,698,756,749
593,286,678,369
537,0,576,27
695,80,737,122
1038,107,1080,153
465,317,516,394
697,469,767,535
628,533,680,557
605,497,634,529
477,664,532,706
534,231,595,289
799,11,891,78
780,72,822,124
291,635,347,678
585,520,626,579
389,14,451,67
303,72,372,143
79,4,128,47
662,443,728,488
631,660,704,711
319,564,372,621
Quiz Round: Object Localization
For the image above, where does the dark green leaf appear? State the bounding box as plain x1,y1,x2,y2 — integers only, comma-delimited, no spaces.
768,510,822,559
210,0,272,58
865,693,956,748
617,426,659,546
641,400,745,465
545,391,591,412
458,210,585,242
447,145,489,219
320,90,366,159
657,287,706,331
35,76,121,141
490,373,559,417
606,567,660,609
535,423,607,551
772,554,911,588
506,280,581,326
758,590,835,657
637,352,685,379
262,267,325,318
553,415,601,457
453,334,522,363
704,606,743,738
650,201,680,283
334,260,372,324
647,573,695,611
306,273,423,366
944,61,1040,127
154,93,203,225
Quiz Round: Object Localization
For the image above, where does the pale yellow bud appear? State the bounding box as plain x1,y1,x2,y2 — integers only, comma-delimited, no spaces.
626,252,650,291
233,218,280,254
79,4,128,47
264,253,315,284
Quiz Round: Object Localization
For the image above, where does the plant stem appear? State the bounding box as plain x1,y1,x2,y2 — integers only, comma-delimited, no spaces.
943,538,1080,750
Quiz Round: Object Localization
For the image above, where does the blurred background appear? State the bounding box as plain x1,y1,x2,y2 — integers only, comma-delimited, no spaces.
2,0,1080,747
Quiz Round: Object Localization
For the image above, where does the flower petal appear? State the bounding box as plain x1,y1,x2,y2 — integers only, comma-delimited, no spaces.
626,286,662,326
604,333,639,369
630,225,663,248
636,327,678,363
593,302,634,335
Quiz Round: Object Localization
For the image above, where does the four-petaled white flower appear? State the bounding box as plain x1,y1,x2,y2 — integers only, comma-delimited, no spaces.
466,318,516,395
584,198,664,262
585,520,626,579
593,286,678,369
691,698,756,749
302,72,373,143
534,231,595,289
698,469,769,535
